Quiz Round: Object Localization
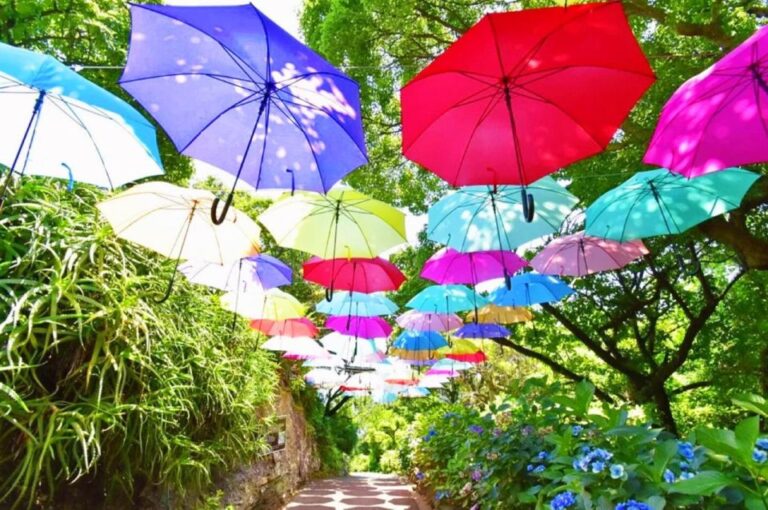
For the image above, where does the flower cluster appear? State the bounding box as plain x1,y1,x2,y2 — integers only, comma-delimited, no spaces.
572,425,584,437
468,424,484,435
471,467,483,481
527,450,550,474
677,441,695,461
549,490,576,510
615,500,651,510
663,467,694,483
423,426,437,442
753,438,768,464
573,446,613,473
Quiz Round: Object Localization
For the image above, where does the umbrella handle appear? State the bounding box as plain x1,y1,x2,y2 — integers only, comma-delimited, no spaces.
504,271,512,290
286,168,295,195
153,265,178,304
521,188,535,223
211,192,234,225
325,287,334,302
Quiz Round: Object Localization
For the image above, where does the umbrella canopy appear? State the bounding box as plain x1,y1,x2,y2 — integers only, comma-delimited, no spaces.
401,2,654,187
406,285,487,314
305,369,346,387
222,288,305,320
120,3,366,213
261,335,328,355
427,178,578,252
180,254,291,292
455,323,510,339
427,359,473,376
303,256,405,293
399,386,430,398
250,318,319,338
468,304,533,324
259,189,407,259
644,26,768,178
585,168,760,242
445,350,487,364
531,231,648,276
421,248,527,285
490,273,574,307
319,333,386,361
315,291,398,317
392,331,449,352
325,315,393,339
0,42,163,189
418,375,450,388
396,310,463,332
389,350,443,364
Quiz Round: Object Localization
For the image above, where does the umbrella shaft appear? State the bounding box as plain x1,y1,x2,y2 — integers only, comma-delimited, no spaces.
9,90,46,175
503,87,526,185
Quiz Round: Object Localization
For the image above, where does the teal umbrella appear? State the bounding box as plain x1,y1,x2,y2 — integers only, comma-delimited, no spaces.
427,177,578,252
406,285,487,314
585,168,760,242
316,291,398,317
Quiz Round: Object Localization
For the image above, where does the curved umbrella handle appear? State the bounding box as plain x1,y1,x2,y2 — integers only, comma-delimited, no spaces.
153,267,178,304
504,271,512,290
521,188,535,223
325,287,334,302
211,192,234,225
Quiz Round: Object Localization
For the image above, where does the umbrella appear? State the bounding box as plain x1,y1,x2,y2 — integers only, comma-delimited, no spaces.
180,254,291,292
531,231,648,277
325,315,393,339
0,42,163,196
444,339,487,363
427,359,473,377
259,189,407,260
585,168,761,242
305,369,346,387
261,335,328,357
427,178,578,252
319,333,386,362
399,387,430,398
401,2,654,218
396,310,463,332
454,323,510,339
468,304,533,324
421,247,527,286
121,3,367,223
490,273,574,307
406,285,487,314
97,182,260,302
303,256,405,295
222,288,305,320
418,375,450,388
315,291,398,317
250,318,319,338
644,26,768,178
392,331,449,352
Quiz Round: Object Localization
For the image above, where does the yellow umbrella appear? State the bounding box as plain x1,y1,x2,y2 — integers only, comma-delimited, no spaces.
221,288,305,321
390,349,444,363
468,304,533,324
97,181,260,302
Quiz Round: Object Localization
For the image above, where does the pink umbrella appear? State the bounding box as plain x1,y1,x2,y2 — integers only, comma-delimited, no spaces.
325,315,393,339
395,310,463,332
644,25,768,177
421,248,527,285
531,231,648,276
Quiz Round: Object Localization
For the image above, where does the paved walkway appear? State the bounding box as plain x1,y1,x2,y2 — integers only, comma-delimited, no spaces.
284,472,429,510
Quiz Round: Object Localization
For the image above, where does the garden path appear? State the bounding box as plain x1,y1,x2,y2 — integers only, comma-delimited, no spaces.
284,472,430,510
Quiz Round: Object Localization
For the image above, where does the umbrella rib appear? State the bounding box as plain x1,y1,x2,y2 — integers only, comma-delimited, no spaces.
120,71,257,89
752,77,768,142
450,90,506,185
275,70,360,90
617,188,653,240
516,64,655,84
178,91,260,153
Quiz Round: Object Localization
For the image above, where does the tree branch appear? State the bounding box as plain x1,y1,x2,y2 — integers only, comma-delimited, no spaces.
671,380,713,395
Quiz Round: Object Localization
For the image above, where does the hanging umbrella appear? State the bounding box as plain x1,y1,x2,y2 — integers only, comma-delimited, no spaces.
120,3,367,223
261,335,327,355
644,26,768,178
319,333,386,361
399,387,430,398
421,248,527,286
427,359,473,377
315,291,398,317
443,339,487,363
427,178,578,252
406,285,487,314
401,2,654,218
585,168,761,242
418,375,450,388
531,231,648,277
250,318,319,338
490,273,574,307
222,288,305,320
468,304,533,324
260,189,407,260
97,182,260,302
392,331,449,352
303,256,405,295
180,254,291,292
305,369,347,387
325,315,393,339
0,42,163,195
396,310,463,332
454,323,510,339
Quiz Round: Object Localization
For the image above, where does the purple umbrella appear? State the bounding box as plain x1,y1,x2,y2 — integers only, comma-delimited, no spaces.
325,315,392,339
454,323,510,339
644,25,768,177
421,248,527,286
121,3,367,223
395,310,462,332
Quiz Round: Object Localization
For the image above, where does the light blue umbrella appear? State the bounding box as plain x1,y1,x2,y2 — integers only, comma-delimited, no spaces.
406,284,487,314
427,177,578,252
490,273,574,307
392,331,449,351
585,168,760,241
316,291,398,317
0,42,163,190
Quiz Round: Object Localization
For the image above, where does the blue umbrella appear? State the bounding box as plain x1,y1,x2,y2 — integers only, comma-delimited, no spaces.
490,273,574,307
406,285,487,314
454,323,510,339
180,254,292,292
121,3,367,223
392,331,449,351
316,291,398,317
0,42,163,194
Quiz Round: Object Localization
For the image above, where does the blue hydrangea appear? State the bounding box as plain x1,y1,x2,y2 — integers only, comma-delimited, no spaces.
468,424,484,435
677,441,695,461
572,425,584,437
679,471,695,480
573,446,613,473
615,500,652,510
592,460,605,473
609,464,625,479
757,438,768,450
753,448,768,464
423,427,437,442
663,469,676,483
550,491,577,510
537,451,550,461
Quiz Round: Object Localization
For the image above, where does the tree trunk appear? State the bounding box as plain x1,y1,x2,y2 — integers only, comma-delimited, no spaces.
650,385,678,435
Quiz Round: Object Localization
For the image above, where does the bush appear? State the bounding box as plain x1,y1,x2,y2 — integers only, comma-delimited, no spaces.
380,449,403,473
350,454,372,472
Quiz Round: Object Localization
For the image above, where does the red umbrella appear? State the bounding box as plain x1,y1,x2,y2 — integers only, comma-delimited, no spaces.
303,256,405,294
402,1,654,218
325,315,393,339
445,351,487,364
250,318,319,338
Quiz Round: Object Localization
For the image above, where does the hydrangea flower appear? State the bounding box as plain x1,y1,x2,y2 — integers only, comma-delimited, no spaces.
615,500,651,510
468,425,484,435
679,471,695,480
610,464,625,479
663,469,676,483
753,447,768,464
537,450,550,461
677,441,695,461
423,427,437,442
757,438,768,450
573,446,613,473
572,425,583,437
550,491,577,510
415,471,425,481
471,468,483,481
592,460,605,473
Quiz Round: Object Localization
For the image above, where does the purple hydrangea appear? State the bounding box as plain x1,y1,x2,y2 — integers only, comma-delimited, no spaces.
471,468,483,481
468,424,484,435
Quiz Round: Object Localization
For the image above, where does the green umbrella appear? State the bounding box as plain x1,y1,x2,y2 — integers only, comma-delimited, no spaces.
585,168,760,242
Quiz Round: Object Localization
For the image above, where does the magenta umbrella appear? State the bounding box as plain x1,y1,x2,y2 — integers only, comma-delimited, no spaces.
531,231,648,277
421,248,527,286
325,315,392,339
644,25,768,177
396,310,462,332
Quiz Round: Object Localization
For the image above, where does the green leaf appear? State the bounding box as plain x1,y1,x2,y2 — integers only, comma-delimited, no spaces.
646,496,666,510
735,416,760,456
650,439,677,481
668,471,737,496
733,394,768,418
0,382,30,413
573,380,595,417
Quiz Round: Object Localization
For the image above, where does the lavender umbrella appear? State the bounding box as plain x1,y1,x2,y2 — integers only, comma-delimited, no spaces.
121,3,367,223
454,323,510,339
180,254,292,292
531,232,648,277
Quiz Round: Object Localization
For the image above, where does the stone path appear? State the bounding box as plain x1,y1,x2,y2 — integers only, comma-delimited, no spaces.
284,472,430,510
